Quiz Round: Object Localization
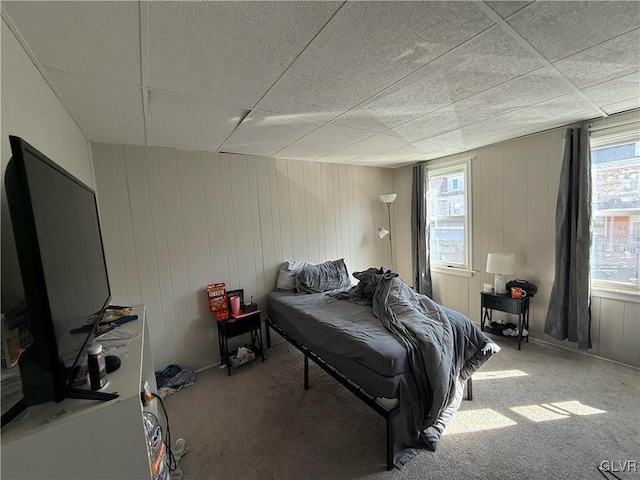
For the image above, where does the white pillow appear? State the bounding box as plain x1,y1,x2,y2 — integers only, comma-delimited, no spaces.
276,261,311,290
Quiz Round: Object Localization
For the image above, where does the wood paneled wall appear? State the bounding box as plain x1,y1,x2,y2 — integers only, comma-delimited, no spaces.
91,143,393,370
394,111,640,368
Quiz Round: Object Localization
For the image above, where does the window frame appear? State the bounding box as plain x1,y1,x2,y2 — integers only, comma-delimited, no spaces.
426,158,474,277
589,126,640,299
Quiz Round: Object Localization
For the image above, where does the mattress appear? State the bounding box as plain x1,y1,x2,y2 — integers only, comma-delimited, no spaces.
267,290,410,399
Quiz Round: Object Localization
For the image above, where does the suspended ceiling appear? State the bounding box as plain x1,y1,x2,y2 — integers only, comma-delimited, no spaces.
2,1,639,168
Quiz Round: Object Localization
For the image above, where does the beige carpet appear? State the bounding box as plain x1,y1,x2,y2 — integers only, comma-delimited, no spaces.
164,337,639,479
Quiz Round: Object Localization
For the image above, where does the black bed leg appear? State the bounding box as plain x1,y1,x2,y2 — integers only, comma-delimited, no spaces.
304,354,309,390
266,321,271,348
467,377,473,401
386,415,395,471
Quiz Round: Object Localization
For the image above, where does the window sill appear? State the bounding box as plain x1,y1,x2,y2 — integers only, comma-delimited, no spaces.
591,287,640,304
431,266,475,278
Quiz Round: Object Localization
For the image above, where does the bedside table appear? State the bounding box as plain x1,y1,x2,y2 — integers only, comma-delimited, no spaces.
217,310,265,376
480,292,530,350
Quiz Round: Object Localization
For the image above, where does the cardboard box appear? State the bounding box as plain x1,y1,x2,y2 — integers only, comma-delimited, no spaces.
207,283,228,321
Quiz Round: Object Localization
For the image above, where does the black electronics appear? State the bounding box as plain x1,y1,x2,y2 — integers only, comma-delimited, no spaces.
105,355,121,374
2,136,116,427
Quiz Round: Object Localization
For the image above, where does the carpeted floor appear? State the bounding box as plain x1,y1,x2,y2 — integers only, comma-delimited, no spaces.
163,337,639,479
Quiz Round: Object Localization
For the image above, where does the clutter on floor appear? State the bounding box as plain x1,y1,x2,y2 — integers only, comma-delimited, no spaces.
155,364,196,399
487,321,529,337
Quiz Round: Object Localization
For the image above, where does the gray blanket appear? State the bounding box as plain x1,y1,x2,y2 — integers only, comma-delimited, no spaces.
338,268,499,466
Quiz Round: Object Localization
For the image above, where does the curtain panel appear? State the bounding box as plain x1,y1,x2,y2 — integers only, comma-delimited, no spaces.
545,126,592,349
411,165,432,298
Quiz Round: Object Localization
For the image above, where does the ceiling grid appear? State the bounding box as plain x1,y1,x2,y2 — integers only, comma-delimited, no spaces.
1,0,638,167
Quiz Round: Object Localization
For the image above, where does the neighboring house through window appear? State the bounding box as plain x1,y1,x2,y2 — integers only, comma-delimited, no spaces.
427,159,472,274
590,127,640,293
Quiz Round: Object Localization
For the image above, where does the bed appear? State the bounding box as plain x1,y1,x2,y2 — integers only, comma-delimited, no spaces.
265,261,498,470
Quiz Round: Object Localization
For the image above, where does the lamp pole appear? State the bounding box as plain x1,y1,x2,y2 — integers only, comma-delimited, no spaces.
385,201,393,270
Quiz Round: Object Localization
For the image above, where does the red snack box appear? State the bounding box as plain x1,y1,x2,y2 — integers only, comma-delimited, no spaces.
207,283,228,321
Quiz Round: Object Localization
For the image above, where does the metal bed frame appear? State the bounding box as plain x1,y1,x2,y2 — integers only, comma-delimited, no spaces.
265,317,473,471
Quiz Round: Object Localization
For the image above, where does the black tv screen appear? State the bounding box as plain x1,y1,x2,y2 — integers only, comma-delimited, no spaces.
4,136,112,410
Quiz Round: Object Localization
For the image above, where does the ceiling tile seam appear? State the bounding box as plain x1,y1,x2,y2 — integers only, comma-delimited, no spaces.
270,123,377,160
216,109,252,153
313,136,412,163
501,1,536,20
476,1,608,118
375,64,553,135
458,108,599,147
550,26,640,64
144,86,254,112
328,22,500,127
400,89,586,145
405,116,595,168
0,13,90,142
349,142,445,163
579,68,640,93
249,1,348,110
139,0,150,147
39,65,142,88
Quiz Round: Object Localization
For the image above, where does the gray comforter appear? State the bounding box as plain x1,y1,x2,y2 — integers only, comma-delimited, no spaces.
338,268,499,466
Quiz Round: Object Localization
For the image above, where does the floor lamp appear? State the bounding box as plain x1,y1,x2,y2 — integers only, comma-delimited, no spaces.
379,193,397,270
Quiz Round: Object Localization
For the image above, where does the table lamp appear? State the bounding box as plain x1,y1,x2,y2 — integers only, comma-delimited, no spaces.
486,253,515,294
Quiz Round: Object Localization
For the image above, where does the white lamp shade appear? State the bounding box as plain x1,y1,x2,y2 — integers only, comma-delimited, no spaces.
486,253,516,274
380,193,397,204
378,226,389,238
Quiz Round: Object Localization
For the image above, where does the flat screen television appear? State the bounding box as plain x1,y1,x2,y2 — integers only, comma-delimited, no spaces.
2,136,117,426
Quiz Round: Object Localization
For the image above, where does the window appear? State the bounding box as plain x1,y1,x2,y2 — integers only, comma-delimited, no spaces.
590,130,640,293
427,159,472,273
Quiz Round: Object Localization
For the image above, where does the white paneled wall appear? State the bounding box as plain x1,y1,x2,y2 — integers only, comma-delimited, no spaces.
1,21,91,305
394,110,640,368
91,143,393,370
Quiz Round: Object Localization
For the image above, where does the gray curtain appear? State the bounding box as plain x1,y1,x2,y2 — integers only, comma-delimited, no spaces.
545,126,592,349
411,165,432,297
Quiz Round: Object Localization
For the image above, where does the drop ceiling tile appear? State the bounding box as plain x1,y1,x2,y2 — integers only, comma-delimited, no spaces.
389,66,572,141
462,111,597,151
424,93,599,149
147,2,341,107
387,106,463,142
257,1,493,123
554,29,640,89
44,69,144,145
332,26,544,132
485,1,534,19
466,94,597,143
583,71,640,106
273,124,374,161
583,72,640,115
352,142,444,164
315,134,411,163
3,1,140,84
602,98,640,116
147,91,248,153
507,1,640,62
220,110,323,157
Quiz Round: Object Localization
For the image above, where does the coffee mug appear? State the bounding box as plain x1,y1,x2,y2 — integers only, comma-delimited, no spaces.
511,287,527,299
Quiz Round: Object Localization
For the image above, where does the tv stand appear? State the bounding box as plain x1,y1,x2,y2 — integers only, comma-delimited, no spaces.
66,387,119,401
1,305,158,479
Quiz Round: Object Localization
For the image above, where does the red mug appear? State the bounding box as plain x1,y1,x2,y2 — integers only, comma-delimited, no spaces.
511,287,527,299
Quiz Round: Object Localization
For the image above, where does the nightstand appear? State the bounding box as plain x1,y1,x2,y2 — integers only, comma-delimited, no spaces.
217,289,265,376
480,292,530,350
